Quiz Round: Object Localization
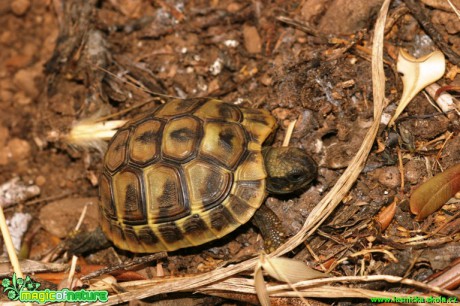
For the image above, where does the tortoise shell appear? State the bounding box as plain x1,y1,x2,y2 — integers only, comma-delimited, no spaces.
99,98,277,253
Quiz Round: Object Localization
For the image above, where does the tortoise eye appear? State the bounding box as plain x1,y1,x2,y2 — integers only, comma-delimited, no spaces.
288,171,305,182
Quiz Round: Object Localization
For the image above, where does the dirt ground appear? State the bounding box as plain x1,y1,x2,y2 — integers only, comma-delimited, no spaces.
1,0,460,305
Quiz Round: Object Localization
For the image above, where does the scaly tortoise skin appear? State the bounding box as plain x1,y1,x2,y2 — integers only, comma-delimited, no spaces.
99,98,314,253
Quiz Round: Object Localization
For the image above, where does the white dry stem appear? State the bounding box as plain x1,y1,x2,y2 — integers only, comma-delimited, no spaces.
424,83,460,114
67,255,79,288
254,262,270,306
0,208,32,306
282,120,297,147
389,50,446,126
447,0,460,18
74,203,89,231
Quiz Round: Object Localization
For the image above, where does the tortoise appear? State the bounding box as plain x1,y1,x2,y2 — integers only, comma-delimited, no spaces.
97,98,317,253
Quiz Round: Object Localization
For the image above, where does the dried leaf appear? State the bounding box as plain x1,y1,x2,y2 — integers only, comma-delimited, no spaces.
90,275,118,290
254,262,270,306
375,200,397,231
410,163,460,221
262,256,327,283
389,50,446,126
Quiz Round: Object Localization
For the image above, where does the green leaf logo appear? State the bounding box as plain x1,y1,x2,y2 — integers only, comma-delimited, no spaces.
2,273,40,301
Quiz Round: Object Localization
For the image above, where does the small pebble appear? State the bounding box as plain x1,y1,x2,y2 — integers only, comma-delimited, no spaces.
243,24,262,54
375,166,401,189
259,73,272,86
10,0,30,16
0,31,12,44
404,159,425,185
35,175,46,186
13,91,32,105
7,138,31,162
13,66,42,99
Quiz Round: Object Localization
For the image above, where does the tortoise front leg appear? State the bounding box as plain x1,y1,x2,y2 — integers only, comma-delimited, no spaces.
251,204,287,253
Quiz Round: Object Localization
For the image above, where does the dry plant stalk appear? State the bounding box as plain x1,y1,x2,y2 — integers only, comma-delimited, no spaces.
282,120,297,147
0,207,33,306
86,0,394,304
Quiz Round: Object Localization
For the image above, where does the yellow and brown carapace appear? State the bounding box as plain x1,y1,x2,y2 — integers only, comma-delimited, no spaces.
99,98,278,253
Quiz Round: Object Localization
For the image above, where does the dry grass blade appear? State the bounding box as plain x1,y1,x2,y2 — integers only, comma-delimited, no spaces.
254,262,270,306
282,119,297,147
85,1,391,304
270,0,390,257
199,274,458,299
0,207,32,306
447,0,460,18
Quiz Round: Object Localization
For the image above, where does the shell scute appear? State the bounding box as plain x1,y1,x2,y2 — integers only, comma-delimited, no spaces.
105,129,130,172
155,98,205,117
112,168,146,224
143,164,189,223
241,108,277,144
99,174,115,218
129,119,162,165
200,121,246,170
207,206,239,237
162,115,201,161
179,214,215,246
193,98,242,122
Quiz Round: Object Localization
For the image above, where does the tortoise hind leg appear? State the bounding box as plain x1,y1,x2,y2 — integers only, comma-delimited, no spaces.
65,227,111,255
251,205,287,253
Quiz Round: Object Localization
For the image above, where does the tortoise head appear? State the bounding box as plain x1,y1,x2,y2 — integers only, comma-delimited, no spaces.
262,147,317,194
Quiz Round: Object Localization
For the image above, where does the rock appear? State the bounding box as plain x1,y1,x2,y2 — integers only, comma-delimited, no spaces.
39,197,99,238
318,0,384,34
243,24,262,54
10,0,30,16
